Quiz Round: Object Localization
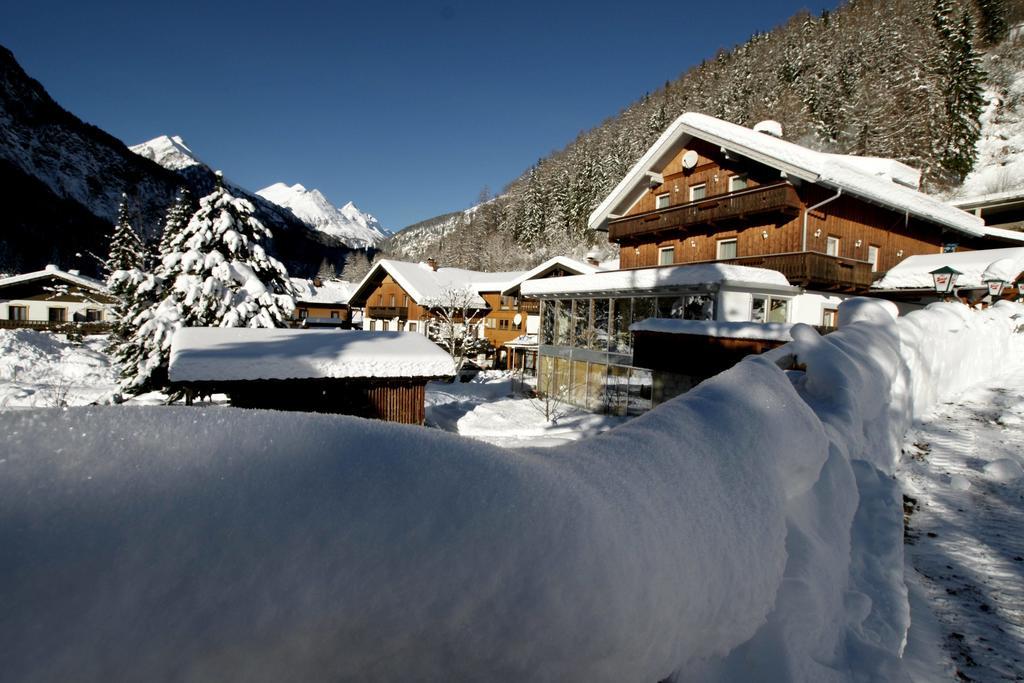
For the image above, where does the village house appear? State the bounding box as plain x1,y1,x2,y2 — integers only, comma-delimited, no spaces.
346,259,526,367
591,113,1024,289
168,327,455,424
289,277,354,328
524,112,1024,413
0,265,116,331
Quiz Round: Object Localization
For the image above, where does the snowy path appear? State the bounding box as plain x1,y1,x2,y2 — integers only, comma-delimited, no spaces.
900,367,1024,682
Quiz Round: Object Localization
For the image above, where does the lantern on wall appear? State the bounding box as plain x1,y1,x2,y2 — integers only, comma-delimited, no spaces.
929,266,961,296
984,276,1007,301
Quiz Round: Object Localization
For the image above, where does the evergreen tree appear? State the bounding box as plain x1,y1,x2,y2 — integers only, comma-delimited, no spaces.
931,2,985,184
157,187,193,257
105,196,153,394
118,175,295,395
169,173,295,328
976,0,1008,45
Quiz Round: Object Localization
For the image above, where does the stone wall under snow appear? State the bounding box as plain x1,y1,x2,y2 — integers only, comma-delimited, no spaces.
0,300,1021,681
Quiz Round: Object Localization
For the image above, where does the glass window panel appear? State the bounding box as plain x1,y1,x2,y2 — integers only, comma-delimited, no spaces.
627,368,653,416
554,357,571,400
541,300,555,345
682,294,714,320
572,360,588,407
768,298,789,323
538,355,555,395
751,296,767,323
655,193,670,209
572,300,591,348
591,298,610,351
657,296,687,319
717,239,738,260
612,298,633,354
587,362,607,412
690,184,707,201
555,300,571,346
607,365,629,416
658,247,675,266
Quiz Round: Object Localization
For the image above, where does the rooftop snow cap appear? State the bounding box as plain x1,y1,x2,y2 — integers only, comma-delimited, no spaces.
753,120,784,138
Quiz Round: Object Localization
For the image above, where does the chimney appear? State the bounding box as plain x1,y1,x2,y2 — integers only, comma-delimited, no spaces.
426,257,438,271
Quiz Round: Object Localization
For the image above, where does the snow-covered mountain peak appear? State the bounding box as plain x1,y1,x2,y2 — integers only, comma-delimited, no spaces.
256,182,390,249
129,135,202,171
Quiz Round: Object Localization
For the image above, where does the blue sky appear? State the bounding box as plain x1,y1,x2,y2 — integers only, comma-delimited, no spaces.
3,0,836,230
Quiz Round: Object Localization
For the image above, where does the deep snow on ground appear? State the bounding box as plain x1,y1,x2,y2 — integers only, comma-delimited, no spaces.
900,367,1024,682
0,329,117,407
425,371,627,447
1,300,1023,681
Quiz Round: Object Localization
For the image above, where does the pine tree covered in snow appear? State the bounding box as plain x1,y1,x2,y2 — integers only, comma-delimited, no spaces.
167,173,295,329
157,188,193,258
104,197,145,343
117,176,296,395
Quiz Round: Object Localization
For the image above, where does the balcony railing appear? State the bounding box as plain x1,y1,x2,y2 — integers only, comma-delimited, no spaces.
366,306,409,319
520,300,540,315
607,183,802,242
722,252,874,291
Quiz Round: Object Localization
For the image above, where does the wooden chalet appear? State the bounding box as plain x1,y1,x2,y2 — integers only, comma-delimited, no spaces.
0,265,115,333
346,259,526,366
290,277,354,328
590,114,1024,292
168,328,456,424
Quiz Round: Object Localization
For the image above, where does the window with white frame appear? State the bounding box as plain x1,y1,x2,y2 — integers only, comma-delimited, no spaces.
689,183,707,201
658,246,675,266
867,245,879,271
826,236,840,257
728,175,748,192
655,193,670,209
716,238,738,260
751,295,790,323
822,308,838,327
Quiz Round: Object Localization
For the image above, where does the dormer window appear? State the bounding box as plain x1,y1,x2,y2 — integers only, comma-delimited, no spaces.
655,193,670,209
729,175,748,192
689,184,707,201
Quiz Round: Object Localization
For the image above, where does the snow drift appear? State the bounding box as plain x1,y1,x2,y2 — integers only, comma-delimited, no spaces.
1,300,1022,681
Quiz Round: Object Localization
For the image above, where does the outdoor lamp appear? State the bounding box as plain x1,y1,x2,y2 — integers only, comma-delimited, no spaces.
929,266,961,296
985,276,1006,302
1018,282,1024,300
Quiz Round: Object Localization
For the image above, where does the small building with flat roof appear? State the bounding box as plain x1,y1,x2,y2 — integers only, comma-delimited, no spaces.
169,328,456,424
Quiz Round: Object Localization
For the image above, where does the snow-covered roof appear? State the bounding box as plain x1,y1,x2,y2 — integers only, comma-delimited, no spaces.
0,265,109,294
872,247,1024,290
977,225,1024,243
521,263,794,298
350,260,524,308
290,278,354,305
948,187,1024,212
630,318,794,342
169,328,456,382
500,256,597,296
589,112,987,238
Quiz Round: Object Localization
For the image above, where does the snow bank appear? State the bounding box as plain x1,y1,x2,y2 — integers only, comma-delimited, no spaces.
3,300,1023,681
0,329,116,407
0,360,822,682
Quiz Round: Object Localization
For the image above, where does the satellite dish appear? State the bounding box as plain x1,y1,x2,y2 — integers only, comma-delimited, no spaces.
513,313,523,325
682,150,699,170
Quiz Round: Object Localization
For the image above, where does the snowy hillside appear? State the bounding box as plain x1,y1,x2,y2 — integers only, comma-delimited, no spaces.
129,135,203,172
955,34,1024,198
256,182,390,249
385,206,476,260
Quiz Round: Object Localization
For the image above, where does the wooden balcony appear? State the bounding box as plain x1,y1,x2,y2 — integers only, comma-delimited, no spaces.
366,305,409,319
723,252,875,292
607,183,802,242
519,300,540,315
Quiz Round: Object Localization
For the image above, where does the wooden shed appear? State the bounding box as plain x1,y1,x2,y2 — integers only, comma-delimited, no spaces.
169,328,456,424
